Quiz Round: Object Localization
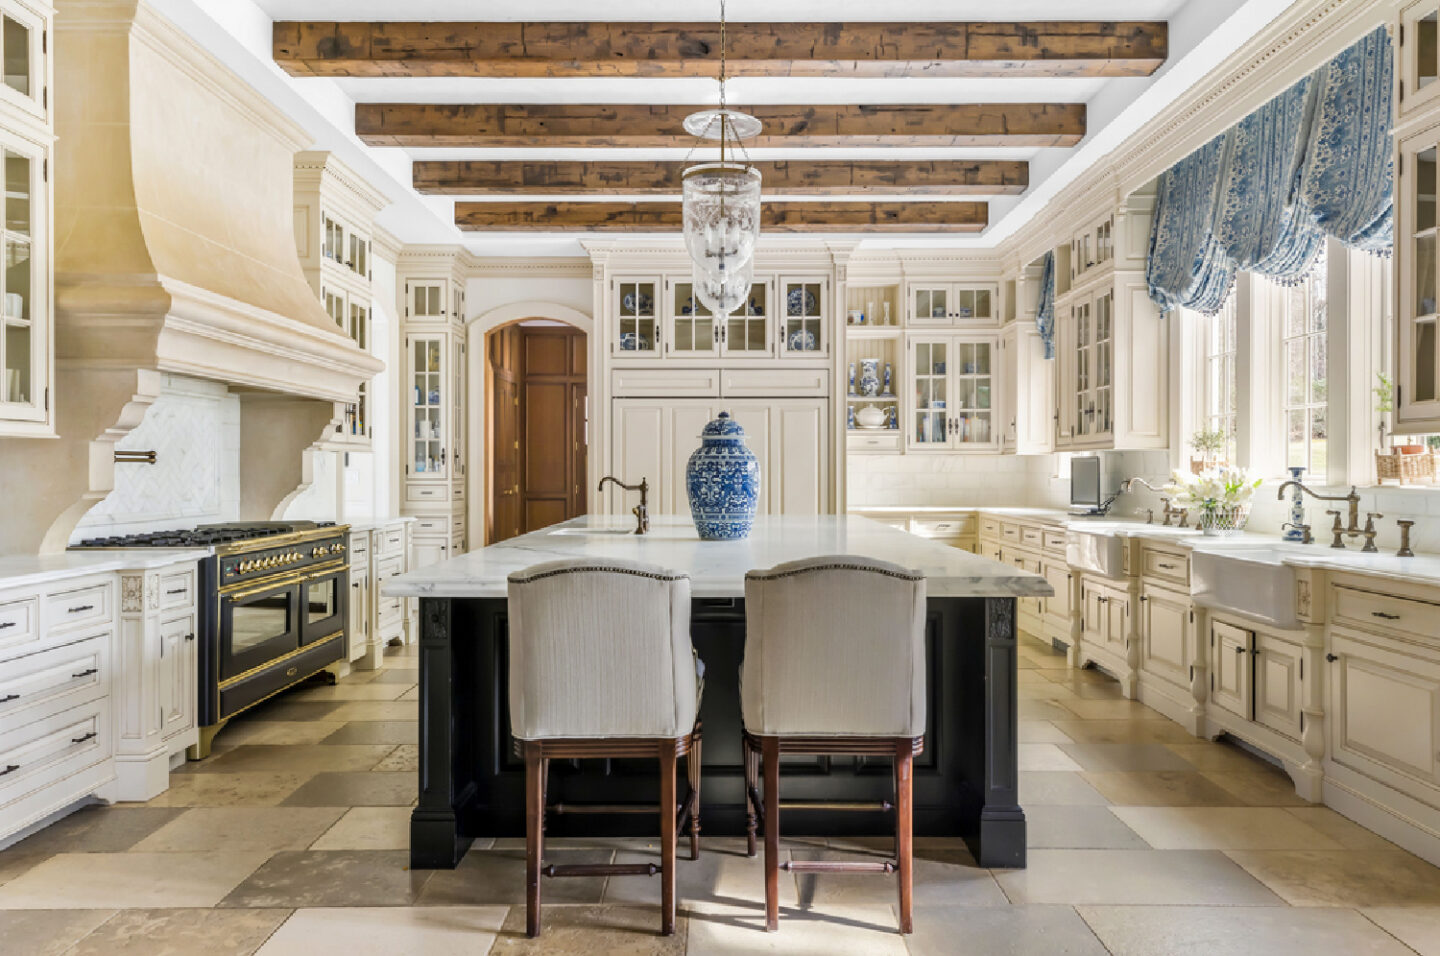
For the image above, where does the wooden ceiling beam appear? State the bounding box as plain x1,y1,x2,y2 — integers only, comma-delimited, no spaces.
414,160,1029,196
274,21,1166,78
358,103,1084,148
453,201,988,233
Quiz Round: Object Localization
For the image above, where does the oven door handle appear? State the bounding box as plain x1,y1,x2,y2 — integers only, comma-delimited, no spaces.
225,578,302,602
301,563,348,584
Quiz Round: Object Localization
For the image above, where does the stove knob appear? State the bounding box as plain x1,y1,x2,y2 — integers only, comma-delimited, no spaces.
239,561,249,573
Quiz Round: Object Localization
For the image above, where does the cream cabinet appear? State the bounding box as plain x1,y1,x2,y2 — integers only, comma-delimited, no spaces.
1396,129,1440,430
778,276,829,357
1210,620,1254,720
610,397,829,518
1069,213,1115,287
0,0,51,438
611,274,825,360
905,335,998,451
1081,576,1133,680
1399,0,1440,125
1140,582,1194,690
906,281,997,327
157,613,196,743
999,323,1053,455
1254,632,1305,741
1328,628,1440,791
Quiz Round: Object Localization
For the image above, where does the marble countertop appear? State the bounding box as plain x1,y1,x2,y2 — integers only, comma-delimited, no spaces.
385,514,1054,600
0,549,210,592
345,516,417,533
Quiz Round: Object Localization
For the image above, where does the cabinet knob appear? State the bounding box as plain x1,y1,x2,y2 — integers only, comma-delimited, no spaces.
1326,653,1339,663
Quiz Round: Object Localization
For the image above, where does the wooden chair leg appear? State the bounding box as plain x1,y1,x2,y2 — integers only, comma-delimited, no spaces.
659,743,678,936
894,740,914,935
688,725,703,861
525,741,544,938
763,736,781,932
744,735,759,858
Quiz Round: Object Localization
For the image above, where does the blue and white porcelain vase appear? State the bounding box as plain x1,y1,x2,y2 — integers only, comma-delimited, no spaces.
883,362,893,394
1282,466,1307,542
859,358,880,397
686,411,761,541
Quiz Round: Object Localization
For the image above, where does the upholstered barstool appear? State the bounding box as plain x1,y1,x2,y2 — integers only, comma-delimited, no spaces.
507,558,704,938
740,555,927,934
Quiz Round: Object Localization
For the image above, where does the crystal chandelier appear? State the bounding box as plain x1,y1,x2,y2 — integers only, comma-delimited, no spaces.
681,0,761,316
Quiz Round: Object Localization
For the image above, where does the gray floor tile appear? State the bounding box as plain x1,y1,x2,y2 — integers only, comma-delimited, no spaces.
219,850,430,908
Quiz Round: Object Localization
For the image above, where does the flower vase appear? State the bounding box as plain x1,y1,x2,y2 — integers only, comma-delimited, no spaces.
883,362,892,395
1281,466,1307,542
1199,503,1249,536
685,411,761,541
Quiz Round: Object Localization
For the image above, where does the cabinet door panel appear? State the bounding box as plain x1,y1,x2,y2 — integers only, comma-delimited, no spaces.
1042,561,1071,622
668,403,718,515
159,614,195,740
1105,592,1129,653
1330,632,1440,787
1141,586,1192,687
772,400,827,516
1254,633,1303,740
611,400,668,514
721,403,773,517
1210,621,1253,720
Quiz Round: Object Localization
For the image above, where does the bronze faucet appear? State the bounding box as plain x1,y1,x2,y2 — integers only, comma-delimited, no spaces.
598,476,650,535
1279,481,1362,549
1119,478,1188,527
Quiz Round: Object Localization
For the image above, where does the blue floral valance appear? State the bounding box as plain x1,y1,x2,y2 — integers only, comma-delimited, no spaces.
1146,26,1393,315
1036,250,1056,359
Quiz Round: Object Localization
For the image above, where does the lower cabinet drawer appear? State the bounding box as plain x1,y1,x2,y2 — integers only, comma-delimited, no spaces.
912,515,975,538
0,595,38,657
158,567,196,612
45,580,113,636
1043,530,1067,556
1332,586,1440,644
0,698,111,807
0,634,109,725
847,432,902,453
407,485,446,502
1142,548,1191,588
380,528,406,555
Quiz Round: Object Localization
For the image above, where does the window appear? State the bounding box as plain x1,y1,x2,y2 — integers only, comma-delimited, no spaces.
1202,287,1239,463
1281,248,1328,474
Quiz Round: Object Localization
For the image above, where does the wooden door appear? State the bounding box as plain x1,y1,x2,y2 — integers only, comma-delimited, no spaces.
488,326,523,542
520,327,587,534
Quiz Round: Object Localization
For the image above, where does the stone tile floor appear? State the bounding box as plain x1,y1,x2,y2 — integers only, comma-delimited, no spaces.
3,636,1440,953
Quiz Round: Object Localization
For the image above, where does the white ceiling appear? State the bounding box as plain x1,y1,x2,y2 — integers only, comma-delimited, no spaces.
156,0,1299,255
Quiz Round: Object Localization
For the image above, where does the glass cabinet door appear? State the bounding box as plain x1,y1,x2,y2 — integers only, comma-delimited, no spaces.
953,341,994,446
952,287,992,322
409,281,446,320
723,281,771,356
411,337,446,478
0,142,39,421
1400,137,1440,428
1093,293,1114,435
615,279,659,355
910,339,951,448
0,4,41,116
1401,3,1440,121
1073,299,1093,438
781,279,825,355
668,280,717,355
912,285,949,323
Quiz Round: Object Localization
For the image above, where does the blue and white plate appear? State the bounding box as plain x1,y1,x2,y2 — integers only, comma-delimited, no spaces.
787,328,817,352
619,332,651,351
786,287,817,316
621,291,654,315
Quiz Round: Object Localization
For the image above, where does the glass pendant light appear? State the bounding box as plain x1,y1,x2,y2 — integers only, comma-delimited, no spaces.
681,0,761,316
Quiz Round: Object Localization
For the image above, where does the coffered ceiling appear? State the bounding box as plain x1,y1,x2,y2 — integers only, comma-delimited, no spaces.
152,0,1300,254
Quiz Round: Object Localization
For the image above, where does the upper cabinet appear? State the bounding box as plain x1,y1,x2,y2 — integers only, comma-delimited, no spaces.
906,281,997,327
0,0,49,438
1397,4,1440,431
905,334,999,452
780,276,829,357
1070,214,1115,287
1400,1,1440,123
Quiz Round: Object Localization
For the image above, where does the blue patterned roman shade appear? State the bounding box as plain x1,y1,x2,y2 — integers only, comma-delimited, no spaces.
1146,26,1394,315
1036,250,1056,359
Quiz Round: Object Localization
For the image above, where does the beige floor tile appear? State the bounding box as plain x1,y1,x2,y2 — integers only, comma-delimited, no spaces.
0,852,270,909
1165,741,1281,773
372,743,418,772
787,848,1007,907
310,807,414,851
188,744,397,775
1203,770,1311,806
286,683,411,702
1058,742,1196,772
2,806,184,854
279,771,416,807
1078,904,1413,956
1018,743,1086,772
257,905,507,955
1081,771,1247,807
220,850,431,908
1025,805,1148,849
210,720,347,747
608,839,798,906
1018,772,1111,806
319,720,418,746
490,904,686,954
241,700,346,723
684,901,905,955
1018,721,1075,743
1361,907,1440,956
908,904,1108,956
418,849,611,906
0,909,114,955
1111,806,1343,851
1225,849,1440,907
995,849,1283,905
368,668,420,684
68,908,291,956
0,850,50,888
1052,719,1197,744
1018,681,1078,701
1041,667,1121,688
132,807,346,854
1284,808,1398,850
140,772,313,808
1057,698,1170,721
326,701,420,722
398,686,420,701
1018,700,1075,721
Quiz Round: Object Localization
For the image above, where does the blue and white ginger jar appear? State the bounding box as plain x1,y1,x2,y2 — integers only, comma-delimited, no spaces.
685,411,761,541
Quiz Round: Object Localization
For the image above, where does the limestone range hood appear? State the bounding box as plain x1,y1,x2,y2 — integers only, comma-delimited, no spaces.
0,0,383,555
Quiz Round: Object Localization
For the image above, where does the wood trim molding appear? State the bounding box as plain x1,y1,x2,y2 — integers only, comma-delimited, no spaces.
455,201,987,233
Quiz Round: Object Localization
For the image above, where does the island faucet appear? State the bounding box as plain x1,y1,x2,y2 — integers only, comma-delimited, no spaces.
1119,478,1188,527
1276,480,1362,549
598,476,650,535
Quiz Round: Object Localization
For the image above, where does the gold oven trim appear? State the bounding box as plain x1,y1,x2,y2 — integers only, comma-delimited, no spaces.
218,629,344,690
219,559,348,597
218,525,351,556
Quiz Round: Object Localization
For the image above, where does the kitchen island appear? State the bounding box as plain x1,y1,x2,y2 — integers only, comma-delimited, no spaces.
385,514,1052,870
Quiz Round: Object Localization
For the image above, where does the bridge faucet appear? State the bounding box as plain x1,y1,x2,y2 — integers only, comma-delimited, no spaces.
598,476,650,535
1277,481,1362,549
1119,478,1186,527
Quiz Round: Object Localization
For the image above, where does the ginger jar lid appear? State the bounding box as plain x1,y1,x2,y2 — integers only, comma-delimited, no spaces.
700,411,746,439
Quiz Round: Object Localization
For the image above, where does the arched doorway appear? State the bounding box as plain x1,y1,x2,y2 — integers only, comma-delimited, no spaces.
469,303,593,545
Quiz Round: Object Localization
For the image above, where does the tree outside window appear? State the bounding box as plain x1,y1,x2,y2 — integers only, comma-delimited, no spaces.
1282,248,1328,475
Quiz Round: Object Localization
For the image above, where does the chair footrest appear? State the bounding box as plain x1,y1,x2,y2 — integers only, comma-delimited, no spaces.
780,800,893,812
782,860,897,874
549,803,658,815
543,863,659,878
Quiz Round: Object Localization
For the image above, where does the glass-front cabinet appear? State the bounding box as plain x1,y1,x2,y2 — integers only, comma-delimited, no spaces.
611,274,811,360
780,277,827,357
666,278,718,357
1401,1,1440,123
723,280,773,356
907,282,996,327
409,335,447,479
0,100,46,434
613,277,660,356
1059,291,1115,445
1400,133,1440,430
905,335,997,451
0,1,45,122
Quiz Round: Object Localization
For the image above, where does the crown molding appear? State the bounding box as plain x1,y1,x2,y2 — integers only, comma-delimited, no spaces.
295,150,391,221
470,257,592,279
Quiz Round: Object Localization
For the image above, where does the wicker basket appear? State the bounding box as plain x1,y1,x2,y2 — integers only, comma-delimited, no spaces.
1198,504,1250,537
1376,449,1438,485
